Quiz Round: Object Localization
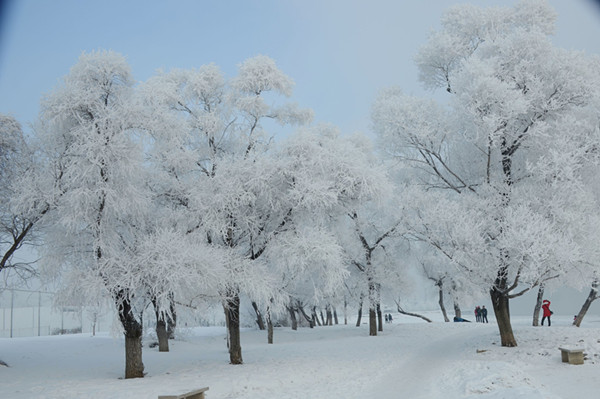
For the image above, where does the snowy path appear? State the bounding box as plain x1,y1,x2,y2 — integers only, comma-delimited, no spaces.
365,321,566,398
2,315,599,398
367,323,475,398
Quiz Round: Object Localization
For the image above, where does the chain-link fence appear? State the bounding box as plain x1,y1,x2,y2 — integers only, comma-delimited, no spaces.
0,288,232,338
0,289,114,338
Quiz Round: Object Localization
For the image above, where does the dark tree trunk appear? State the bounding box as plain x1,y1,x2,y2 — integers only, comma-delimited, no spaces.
252,301,266,330
490,139,517,347
532,285,544,327
92,312,97,336
369,308,377,336
156,317,169,352
490,286,517,347
396,303,432,322
296,308,304,327
225,294,243,364
377,303,383,332
574,281,598,327
368,280,379,335
298,305,314,328
152,297,169,352
124,333,144,379
288,305,298,330
267,307,274,344
333,308,339,325
320,309,326,326
369,269,381,335
437,282,450,322
312,307,321,326
344,298,348,325
166,293,176,339
116,293,144,378
356,301,363,327
453,301,461,319
326,305,333,326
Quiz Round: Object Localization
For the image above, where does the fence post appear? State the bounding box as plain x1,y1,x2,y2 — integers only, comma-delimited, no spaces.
10,289,14,338
38,291,42,336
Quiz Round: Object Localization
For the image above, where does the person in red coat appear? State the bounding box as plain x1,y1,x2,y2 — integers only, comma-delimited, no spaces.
541,299,553,326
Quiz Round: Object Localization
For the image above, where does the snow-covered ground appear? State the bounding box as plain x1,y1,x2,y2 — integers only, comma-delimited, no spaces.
1,312,599,398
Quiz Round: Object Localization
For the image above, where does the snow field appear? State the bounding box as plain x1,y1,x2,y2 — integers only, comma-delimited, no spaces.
1,313,599,398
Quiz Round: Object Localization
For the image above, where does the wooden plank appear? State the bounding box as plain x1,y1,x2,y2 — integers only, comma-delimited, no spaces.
158,387,209,399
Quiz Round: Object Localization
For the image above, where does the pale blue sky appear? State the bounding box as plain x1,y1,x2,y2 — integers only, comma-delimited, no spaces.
1,0,600,136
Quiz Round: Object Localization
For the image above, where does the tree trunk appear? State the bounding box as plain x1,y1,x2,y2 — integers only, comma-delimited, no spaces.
344,298,348,325
326,305,333,326
156,317,169,352
320,309,326,326
493,142,517,347
298,305,314,328
369,308,377,336
116,293,144,379
438,282,450,322
166,294,176,340
490,286,517,347
267,307,274,344
92,312,97,336
225,294,243,364
124,333,144,379
377,303,383,332
224,306,230,350
252,301,266,330
152,297,169,352
574,281,598,327
453,301,461,319
532,284,544,327
368,280,379,335
312,307,321,326
334,308,339,325
288,305,298,330
356,301,363,327
396,301,432,322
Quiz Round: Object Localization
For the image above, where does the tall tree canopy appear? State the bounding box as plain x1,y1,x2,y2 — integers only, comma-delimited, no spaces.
373,0,600,346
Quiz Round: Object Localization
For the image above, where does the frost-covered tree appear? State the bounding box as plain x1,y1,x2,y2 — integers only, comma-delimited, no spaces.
571,164,600,327
36,50,153,378
416,247,468,322
373,0,600,346
139,56,314,364
334,186,403,336
0,115,43,282
260,127,389,339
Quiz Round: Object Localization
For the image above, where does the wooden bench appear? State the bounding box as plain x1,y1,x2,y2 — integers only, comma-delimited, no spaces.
158,387,209,399
559,347,584,365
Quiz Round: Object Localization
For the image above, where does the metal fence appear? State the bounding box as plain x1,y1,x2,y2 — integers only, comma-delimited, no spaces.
0,288,230,339
0,288,114,338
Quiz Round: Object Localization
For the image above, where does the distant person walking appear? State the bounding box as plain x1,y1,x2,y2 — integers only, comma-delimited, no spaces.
541,299,553,326
481,306,488,323
475,306,481,322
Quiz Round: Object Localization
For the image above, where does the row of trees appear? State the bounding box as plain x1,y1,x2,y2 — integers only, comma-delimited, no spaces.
372,0,600,346
2,0,599,378
1,51,399,378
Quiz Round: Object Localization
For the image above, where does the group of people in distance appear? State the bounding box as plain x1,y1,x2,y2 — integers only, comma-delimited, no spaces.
453,306,487,323
474,305,488,323
453,299,554,325
384,314,393,323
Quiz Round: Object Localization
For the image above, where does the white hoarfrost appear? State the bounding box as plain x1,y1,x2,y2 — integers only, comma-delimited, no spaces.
372,0,600,346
